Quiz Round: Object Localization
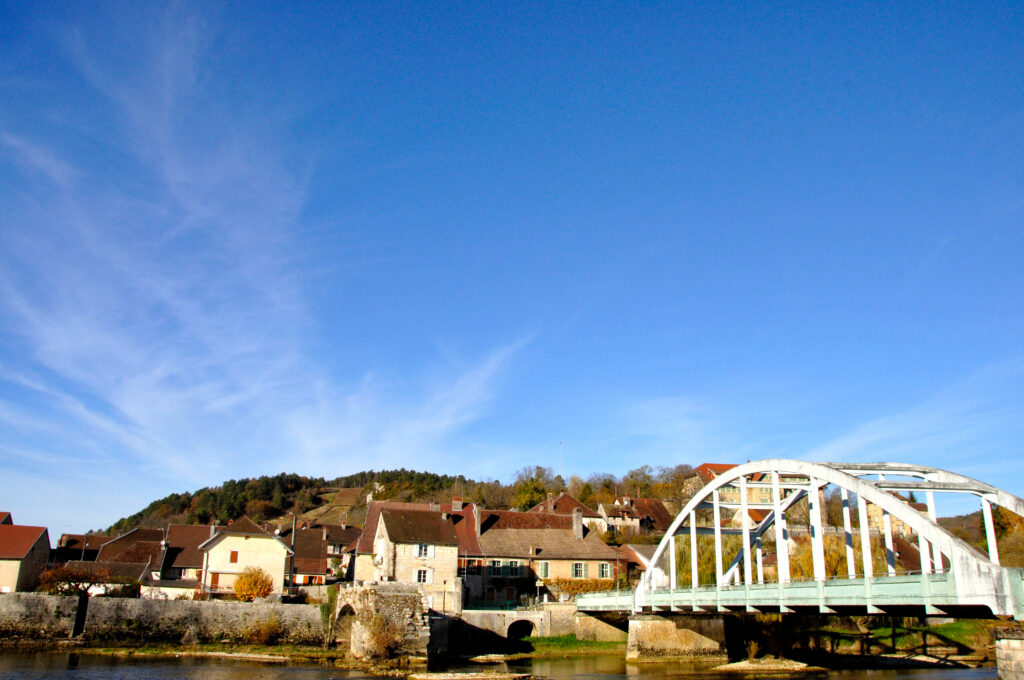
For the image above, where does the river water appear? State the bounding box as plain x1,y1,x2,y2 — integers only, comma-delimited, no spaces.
0,653,998,680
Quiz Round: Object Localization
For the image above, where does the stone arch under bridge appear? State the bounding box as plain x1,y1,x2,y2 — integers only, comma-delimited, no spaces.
634,459,1024,618
332,582,430,658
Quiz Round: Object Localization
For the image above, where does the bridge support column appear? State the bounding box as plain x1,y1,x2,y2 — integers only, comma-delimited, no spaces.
626,614,725,659
996,626,1024,680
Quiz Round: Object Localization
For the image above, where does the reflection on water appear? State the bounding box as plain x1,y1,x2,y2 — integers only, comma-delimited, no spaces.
0,652,998,680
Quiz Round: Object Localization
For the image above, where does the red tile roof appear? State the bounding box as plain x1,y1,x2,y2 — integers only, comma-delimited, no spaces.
0,525,47,559
527,493,601,518
96,528,165,561
291,528,328,575
481,510,573,531
695,463,737,483
443,503,482,556
380,509,459,545
109,540,163,565
0,512,11,525
163,524,218,569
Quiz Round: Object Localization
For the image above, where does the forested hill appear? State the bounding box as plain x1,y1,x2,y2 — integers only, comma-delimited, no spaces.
106,469,479,533
105,464,698,533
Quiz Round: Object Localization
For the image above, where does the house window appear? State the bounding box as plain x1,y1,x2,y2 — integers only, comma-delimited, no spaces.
508,560,520,577
490,560,502,576
417,544,430,558
229,550,238,563
599,563,611,579
572,562,587,579
416,569,429,583
468,560,481,575
538,561,549,578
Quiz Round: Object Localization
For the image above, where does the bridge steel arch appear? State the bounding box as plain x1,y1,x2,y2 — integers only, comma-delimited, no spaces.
634,459,1024,618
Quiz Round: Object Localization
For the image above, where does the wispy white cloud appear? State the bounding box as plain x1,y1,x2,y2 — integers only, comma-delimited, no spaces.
805,357,1024,489
0,7,527,532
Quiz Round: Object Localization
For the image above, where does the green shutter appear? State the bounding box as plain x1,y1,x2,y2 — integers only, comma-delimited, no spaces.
583,563,589,578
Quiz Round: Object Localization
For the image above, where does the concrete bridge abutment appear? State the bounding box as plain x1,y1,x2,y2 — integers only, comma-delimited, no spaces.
997,627,1024,680
625,614,725,659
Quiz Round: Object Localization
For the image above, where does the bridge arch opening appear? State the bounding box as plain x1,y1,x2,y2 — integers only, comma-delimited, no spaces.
507,620,535,640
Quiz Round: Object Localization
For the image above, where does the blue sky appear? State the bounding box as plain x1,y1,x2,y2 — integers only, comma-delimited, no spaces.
1,2,1022,534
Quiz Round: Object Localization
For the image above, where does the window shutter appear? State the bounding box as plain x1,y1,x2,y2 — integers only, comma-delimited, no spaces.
427,569,433,584
428,544,435,558
583,563,589,578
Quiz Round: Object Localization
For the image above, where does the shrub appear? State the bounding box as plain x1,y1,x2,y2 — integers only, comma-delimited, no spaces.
362,612,403,658
544,578,616,597
234,566,274,602
247,612,282,645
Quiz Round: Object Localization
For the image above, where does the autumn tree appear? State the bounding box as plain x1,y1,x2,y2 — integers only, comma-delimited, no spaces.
234,566,274,601
39,564,112,596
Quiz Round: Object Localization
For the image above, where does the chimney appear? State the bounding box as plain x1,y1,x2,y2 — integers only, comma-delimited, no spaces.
341,520,347,530
291,515,297,548
452,497,463,511
546,492,554,513
572,507,583,540
209,524,216,538
474,507,481,537
322,526,328,540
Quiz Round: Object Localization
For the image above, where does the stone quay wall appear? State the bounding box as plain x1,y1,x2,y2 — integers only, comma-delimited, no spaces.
0,592,323,644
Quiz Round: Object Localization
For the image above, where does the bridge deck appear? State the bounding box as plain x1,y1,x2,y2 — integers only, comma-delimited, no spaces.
578,569,1024,619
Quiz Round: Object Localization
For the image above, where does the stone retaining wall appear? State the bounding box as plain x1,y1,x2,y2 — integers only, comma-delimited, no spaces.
0,593,78,638
0,592,322,644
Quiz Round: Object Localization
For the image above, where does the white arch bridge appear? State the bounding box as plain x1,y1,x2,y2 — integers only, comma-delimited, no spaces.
577,460,1024,619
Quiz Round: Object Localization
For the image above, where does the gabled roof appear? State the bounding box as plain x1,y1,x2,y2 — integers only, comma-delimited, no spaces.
96,528,165,561
477,526,618,561
442,503,482,556
357,501,427,554
109,540,163,565
358,501,479,555
0,525,48,560
380,509,459,546
620,543,657,568
628,498,674,531
164,524,219,569
474,509,618,561
58,533,111,551
480,510,573,532
67,560,149,583
198,516,292,553
0,512,11,525
53,533,111,563
291,527,328,575
527,493,601,518
695,463,737,483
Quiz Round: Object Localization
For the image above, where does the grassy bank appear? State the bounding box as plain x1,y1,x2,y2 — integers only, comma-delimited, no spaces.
507,634,625,658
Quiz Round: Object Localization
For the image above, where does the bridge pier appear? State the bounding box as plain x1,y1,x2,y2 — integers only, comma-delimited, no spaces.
997,627,1024,680
625,614,725,659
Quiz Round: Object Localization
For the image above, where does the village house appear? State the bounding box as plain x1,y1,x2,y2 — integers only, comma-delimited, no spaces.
598,496,673,536
618,543,657,585
276,521,361,586
199,516,292,595
471,506,621,605
355,501,462,613
527,492,607,532
0,517,50,593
